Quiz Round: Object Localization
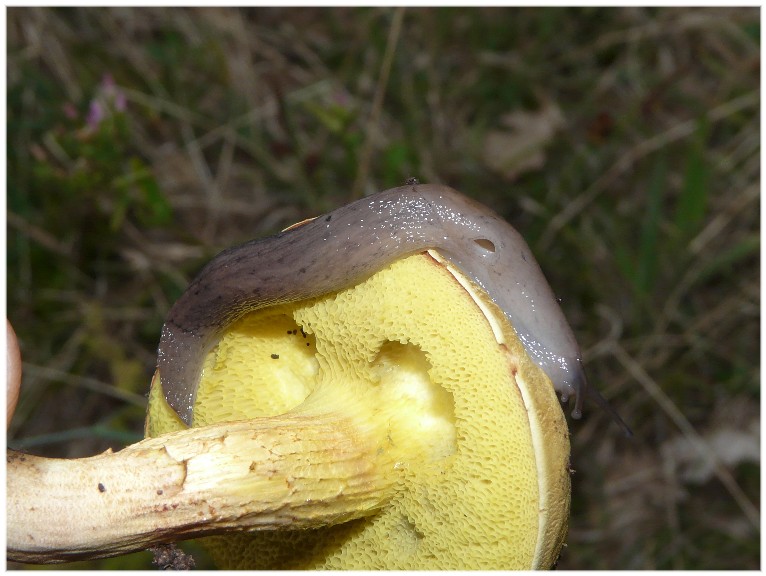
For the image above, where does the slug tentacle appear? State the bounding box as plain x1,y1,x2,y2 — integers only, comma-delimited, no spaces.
585,378,633,437
158,184,612,429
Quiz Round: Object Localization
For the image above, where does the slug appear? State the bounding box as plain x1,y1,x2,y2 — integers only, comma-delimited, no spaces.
158,183,630,434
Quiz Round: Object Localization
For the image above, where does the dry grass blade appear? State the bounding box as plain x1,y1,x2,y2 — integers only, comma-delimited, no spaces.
22,363,147,407
611,342,760,531
351,7,406,199
7,211,74,258
540,90,759,250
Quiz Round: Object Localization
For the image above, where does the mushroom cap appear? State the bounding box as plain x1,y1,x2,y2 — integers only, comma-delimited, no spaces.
146,251,570,569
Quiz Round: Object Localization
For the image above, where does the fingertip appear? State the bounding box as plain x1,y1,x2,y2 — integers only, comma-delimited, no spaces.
7,319,21,427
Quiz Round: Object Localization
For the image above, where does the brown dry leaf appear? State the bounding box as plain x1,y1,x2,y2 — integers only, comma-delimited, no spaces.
660,419,759,484
482,102,564,180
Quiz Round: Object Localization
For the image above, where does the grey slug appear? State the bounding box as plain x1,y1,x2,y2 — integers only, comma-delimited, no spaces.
158,183,630,434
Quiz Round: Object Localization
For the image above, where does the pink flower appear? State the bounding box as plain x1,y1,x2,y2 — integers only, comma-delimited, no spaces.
86,100,104,128
84,73,127,130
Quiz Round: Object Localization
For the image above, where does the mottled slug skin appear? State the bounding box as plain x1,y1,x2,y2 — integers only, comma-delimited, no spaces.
159,184,588,426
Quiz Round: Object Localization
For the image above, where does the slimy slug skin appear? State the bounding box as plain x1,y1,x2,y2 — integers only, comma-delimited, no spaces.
158,184,592,427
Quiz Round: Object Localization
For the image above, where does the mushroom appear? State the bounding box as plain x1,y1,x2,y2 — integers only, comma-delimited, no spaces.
8,184,573,569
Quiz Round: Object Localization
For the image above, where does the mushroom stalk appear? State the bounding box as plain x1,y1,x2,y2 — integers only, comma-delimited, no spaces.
7,410,397,564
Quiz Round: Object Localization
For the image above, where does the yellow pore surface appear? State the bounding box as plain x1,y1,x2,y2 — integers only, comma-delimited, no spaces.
146,252,570,569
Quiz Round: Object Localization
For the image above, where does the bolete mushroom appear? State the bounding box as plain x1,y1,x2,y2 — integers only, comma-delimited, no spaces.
8,184,579,569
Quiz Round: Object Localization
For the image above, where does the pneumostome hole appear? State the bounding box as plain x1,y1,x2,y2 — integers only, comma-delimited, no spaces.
474,238,496,253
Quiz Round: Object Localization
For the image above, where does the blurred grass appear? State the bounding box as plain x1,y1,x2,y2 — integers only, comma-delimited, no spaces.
6,7,759,570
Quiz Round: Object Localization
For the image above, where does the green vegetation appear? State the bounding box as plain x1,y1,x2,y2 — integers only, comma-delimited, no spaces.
7,7,759,569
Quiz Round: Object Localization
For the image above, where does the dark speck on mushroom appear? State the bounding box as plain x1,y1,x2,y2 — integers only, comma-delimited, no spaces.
271,354,279,359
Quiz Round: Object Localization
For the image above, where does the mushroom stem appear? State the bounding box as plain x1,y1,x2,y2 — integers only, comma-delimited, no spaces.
7,410,397,564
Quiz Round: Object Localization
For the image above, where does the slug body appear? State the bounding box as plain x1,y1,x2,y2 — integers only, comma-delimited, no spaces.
159,184,590,427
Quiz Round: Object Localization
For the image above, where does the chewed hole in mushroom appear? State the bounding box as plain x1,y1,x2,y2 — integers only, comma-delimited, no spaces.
370,340,457,461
